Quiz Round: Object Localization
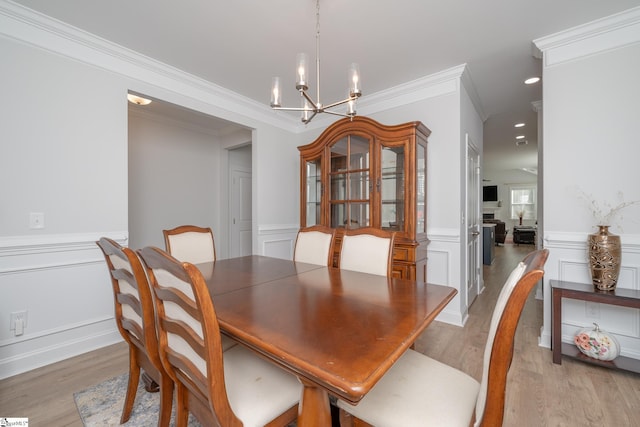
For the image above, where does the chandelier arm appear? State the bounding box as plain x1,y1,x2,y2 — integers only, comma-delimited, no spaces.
302,111,318,124
271,106,308,112
301,90,319,109
323,110,352,118
322,97,356,111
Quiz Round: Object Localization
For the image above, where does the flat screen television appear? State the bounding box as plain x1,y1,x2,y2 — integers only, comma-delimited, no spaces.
483,185,498,202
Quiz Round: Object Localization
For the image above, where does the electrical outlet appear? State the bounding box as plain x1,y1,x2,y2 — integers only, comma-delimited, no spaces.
10,310,28,335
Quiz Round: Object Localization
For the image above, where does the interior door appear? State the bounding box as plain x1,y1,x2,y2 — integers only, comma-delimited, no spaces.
466,136,481,306
230,168,252,257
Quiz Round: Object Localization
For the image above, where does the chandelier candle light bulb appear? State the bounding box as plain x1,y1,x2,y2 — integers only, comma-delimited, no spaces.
271,77,281,107
296,53,308,90
349,63,361,97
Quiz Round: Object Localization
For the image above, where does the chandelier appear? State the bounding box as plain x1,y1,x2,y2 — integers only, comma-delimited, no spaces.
270,0,362,124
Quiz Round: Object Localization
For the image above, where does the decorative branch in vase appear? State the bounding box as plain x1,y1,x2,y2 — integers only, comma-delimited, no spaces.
578,189,640,231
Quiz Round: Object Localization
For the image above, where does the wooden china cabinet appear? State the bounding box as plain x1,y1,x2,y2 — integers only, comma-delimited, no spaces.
298,116,430,281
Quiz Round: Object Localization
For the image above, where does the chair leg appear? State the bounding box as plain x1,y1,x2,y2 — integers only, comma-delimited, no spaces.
339,408,354,427
157,375,174,427
121,350,140,423
175,384,190,427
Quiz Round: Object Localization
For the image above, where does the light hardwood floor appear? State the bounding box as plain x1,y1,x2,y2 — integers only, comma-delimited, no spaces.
1,244,639,426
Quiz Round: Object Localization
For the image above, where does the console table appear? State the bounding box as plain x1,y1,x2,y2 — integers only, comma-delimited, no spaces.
513,226,536,245
551,280,640,374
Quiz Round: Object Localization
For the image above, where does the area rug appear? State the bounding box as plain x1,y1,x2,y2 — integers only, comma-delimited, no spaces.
73,373,200,426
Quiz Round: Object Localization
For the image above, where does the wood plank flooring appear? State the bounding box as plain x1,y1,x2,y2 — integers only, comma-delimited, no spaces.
1,244,639,426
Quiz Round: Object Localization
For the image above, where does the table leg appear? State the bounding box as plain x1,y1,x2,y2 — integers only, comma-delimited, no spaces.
552,288,562,364
297,378,332,427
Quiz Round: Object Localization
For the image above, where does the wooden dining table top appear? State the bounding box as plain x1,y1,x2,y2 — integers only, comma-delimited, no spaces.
197,255,457,425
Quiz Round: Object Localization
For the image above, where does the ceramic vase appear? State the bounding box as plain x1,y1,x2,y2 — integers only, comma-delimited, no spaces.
588,225,621,291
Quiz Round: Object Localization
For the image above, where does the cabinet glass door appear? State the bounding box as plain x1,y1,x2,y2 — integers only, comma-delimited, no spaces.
305,158,322,227
329,135,370,228
416,143,426,234
380,144,406,231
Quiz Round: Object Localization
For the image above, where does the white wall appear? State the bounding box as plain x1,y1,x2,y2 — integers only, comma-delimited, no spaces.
535,9,640,358
128,109,224,251
0,4,302,378
0,32,131,379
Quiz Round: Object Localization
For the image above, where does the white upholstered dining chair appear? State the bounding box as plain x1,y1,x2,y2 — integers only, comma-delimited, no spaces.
163,225,216,264
96,238,173,426
337,249,549,427
163,225,237,351
138,246,301,427
339,228,396,277
294,225,336,266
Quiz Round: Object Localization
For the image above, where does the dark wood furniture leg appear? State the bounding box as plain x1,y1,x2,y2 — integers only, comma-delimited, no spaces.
552,286,562,364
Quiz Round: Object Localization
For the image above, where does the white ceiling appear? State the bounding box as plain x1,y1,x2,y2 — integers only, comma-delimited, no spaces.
12,0,640,183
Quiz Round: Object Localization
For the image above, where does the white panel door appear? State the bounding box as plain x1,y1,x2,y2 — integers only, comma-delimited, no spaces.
466,137,481,306
230,168,252,257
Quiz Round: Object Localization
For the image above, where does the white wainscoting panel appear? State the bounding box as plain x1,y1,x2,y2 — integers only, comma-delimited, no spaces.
257,224,299,259
426,228,463,327
0,232,127,379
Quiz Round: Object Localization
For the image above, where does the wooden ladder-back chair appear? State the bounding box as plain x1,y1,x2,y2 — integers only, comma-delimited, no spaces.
338,248,549,427
96,238,172,426
138,246,301,427
294,225,337,266
339,228,396,277
163,225,216,264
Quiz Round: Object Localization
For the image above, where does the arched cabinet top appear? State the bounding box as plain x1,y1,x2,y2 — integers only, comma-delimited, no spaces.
298,116,431,157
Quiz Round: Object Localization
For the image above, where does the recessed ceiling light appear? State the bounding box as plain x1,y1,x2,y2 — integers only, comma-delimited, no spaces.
514,123,525,128
127,94,152,105
524,77,540,85
516,140,528,147
516,135,525,139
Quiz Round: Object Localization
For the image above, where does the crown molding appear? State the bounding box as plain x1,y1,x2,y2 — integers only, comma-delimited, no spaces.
534,6,640,67
300,64,471,132
1,0,479,134
0,0,297,130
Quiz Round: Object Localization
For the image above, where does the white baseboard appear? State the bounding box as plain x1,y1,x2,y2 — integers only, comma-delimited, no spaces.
0,325,121,380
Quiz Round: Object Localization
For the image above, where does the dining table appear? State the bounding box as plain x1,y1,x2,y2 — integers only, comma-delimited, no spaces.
197,255,457,426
